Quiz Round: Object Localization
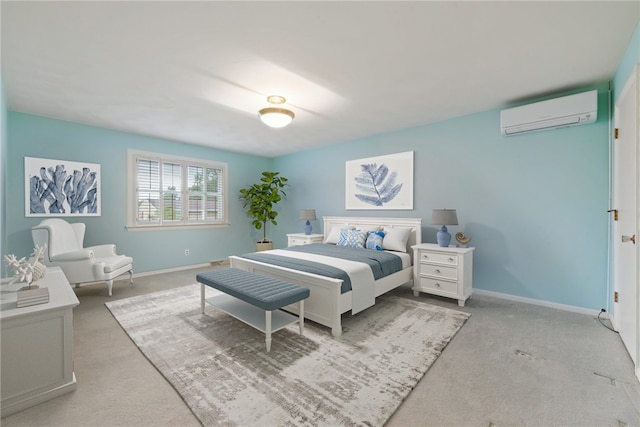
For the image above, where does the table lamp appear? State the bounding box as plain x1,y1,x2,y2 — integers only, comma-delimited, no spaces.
431,209,458,247
299,209,317,235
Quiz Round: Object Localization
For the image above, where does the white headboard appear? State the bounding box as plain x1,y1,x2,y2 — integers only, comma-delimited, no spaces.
322,216,422,256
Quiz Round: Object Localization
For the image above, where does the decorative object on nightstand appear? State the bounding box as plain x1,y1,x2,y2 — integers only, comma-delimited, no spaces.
4,245,48,289
455,232,472,247
4,246,51,307
299,209,317,235
287,233,324,247
431,209,458,247
412,243,474,307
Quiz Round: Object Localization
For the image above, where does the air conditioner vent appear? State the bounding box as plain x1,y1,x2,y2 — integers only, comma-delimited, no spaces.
501,90,597,136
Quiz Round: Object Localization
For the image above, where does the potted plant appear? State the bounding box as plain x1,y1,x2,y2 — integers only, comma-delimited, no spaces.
239,171,288,251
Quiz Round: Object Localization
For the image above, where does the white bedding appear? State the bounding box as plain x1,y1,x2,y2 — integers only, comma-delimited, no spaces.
266,249,377,314
387,250,411,270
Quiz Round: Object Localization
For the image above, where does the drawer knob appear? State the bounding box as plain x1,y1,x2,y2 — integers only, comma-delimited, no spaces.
448,257,454,262
434,269,441,274
435,282,441,288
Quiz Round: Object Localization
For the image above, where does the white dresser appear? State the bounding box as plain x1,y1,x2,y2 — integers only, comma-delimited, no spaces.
412,243,474,307
287,233,324,247
1,267,79,416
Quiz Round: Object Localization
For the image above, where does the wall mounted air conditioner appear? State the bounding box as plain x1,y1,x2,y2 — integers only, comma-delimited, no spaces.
500,90,597,136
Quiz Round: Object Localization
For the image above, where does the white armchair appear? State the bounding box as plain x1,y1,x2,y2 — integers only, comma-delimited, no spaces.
32,219,133,296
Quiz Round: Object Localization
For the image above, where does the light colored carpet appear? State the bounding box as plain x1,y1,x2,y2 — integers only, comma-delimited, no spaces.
105,284,469,426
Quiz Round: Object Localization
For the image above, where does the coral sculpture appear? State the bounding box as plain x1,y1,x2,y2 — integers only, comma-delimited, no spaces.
4,245,47,288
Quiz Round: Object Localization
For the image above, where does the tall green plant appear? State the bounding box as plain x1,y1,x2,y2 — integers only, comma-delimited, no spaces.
239,171,288,243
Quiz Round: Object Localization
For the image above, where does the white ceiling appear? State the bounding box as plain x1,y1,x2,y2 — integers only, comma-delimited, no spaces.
2,1,639,157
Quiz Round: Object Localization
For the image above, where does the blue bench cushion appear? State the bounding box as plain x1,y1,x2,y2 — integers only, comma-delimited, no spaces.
196,268,310,311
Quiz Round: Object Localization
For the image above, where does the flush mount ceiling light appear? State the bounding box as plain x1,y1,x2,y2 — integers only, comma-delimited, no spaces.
258,95,295,128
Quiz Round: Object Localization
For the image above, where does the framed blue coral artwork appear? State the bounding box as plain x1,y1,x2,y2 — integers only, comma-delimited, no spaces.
25,157,101,217
345,151,414,210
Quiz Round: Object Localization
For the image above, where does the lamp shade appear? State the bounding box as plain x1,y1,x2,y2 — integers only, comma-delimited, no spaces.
431,209,458,225
299,209,317,221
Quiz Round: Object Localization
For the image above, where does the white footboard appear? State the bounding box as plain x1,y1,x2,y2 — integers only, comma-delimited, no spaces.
229,256,346,337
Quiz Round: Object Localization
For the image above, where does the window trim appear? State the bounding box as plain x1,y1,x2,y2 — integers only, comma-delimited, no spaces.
126,149,229,230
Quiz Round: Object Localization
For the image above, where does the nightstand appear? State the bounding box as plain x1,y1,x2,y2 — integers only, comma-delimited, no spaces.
412,243,474,307
287,233,324,247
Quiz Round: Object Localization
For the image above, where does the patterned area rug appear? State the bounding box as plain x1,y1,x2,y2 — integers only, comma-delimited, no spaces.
106,284,469,426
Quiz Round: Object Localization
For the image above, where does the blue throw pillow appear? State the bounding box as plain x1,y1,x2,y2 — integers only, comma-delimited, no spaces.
337,229,367,248
365,230,385,251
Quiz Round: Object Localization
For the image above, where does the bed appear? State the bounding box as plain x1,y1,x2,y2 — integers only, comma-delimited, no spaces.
229,216,422,337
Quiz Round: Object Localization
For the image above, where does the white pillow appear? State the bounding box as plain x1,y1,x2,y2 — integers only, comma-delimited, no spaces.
324,227,342,244
382,227,412,252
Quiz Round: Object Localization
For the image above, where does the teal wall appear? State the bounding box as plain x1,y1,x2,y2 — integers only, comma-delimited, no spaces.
1,72,7,277
5,19,639,310
2,89,612,311
273,85,611,311
6,112,271,273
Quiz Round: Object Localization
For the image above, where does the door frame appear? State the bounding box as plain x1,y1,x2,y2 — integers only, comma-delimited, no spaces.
611,65,640,380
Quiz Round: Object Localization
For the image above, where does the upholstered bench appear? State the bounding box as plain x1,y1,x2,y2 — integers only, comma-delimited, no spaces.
196,268,310,352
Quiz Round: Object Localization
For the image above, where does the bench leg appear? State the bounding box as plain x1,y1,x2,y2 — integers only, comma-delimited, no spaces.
265,310,272,352
298,300,305,335
200,283,205,314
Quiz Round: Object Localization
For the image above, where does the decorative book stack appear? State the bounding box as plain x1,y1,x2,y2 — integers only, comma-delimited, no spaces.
16,287,50,308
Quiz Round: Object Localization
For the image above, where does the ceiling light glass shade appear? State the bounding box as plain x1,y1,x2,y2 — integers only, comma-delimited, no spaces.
258,107,295,128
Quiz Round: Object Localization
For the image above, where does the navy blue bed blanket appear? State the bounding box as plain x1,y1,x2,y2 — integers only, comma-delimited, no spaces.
239,244,403,294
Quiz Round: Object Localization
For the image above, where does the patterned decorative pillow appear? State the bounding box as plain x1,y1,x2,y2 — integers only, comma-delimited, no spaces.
365,230,386,251
337,229,367,248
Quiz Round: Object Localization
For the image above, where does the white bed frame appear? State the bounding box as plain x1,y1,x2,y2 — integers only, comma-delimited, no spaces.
229,216,422,337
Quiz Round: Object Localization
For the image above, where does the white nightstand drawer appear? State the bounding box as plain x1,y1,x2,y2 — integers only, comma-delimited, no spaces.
289,238,308,246
418,263,458,280
416,277,458,294
419,251,458,266
287,233,324,247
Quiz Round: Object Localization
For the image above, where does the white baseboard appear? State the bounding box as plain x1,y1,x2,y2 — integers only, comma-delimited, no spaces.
472,288,601,317
131,259,229,279
1,259,230,284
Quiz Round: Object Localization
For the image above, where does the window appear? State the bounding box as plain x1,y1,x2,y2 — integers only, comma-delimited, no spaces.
128,150,228,229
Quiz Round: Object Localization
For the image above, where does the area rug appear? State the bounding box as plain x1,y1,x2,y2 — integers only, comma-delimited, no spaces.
106,284,469,426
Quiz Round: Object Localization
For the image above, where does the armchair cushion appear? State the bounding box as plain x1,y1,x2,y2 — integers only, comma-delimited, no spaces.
102,255,134,273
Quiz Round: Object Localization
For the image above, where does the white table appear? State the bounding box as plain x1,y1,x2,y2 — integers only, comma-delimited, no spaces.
1,267,79,417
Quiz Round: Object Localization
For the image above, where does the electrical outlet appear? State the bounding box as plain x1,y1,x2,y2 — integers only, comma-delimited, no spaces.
614,291,619,303
184,249,190,256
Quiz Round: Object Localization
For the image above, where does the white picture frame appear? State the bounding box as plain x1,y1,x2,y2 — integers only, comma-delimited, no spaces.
25,157,101,217
345,151,414,210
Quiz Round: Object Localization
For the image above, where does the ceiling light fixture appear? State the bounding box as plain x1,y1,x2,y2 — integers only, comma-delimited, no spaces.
258,95,295,128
